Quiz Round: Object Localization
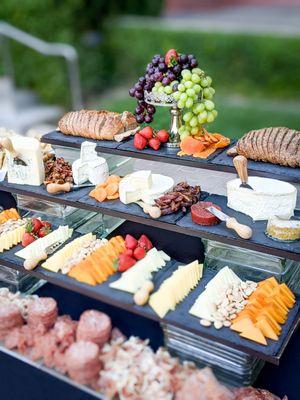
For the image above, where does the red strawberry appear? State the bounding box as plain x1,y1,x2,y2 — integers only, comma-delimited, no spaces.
118,254,136,272
42,221,52,230
133,246,146,260
139,126,153,140
148,138,161,151
124,248,133,257
38,226,51,238
22,232,36,247
125,234,138,250
32,218,43,233
165,49,178,67
138,235,153,251
156,129,169,143
134,133,147,150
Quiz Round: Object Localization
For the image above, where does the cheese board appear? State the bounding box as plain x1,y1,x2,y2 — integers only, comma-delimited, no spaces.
41,131,300,183
0,220,298,364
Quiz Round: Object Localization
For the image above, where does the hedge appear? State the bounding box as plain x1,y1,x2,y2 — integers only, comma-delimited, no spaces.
104,21,300,100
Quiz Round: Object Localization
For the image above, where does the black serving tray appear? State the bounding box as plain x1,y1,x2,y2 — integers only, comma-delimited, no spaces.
1,180,300,262
211,145,300,183
0,220,298,364
41,131,300,183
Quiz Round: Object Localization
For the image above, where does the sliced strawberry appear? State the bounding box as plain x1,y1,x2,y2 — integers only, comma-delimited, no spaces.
125,234,138,250
138,235,153,251
165,49,178,67
118,254,136,272
133,246,146,260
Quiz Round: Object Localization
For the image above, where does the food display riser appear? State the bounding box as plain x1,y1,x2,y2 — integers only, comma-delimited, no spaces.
1,180,300,262
42,131,300,183
0,219,299,365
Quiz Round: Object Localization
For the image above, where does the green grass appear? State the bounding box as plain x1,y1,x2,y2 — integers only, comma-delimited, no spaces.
94,92,300,139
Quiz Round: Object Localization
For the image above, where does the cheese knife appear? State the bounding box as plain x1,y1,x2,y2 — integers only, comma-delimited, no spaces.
46,182,94,194
1,137,27,166
233,155,253,190
23,240,66,270
206,206,253,239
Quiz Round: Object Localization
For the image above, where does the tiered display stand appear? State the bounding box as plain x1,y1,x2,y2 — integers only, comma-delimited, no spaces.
0,130,299,399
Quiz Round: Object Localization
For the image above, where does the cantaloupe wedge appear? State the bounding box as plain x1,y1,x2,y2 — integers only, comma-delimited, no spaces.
255,319,278,341
240,326,267,346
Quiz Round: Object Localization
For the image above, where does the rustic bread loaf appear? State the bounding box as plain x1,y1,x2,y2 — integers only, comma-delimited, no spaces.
58,109,137,141
236,127,300,167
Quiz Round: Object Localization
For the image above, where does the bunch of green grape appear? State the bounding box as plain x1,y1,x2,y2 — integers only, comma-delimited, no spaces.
171,69,217,140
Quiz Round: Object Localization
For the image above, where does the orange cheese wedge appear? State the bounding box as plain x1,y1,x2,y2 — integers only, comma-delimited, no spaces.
240,326,267,346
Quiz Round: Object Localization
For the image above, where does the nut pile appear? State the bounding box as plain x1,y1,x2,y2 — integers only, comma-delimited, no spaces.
200,280,257,330
61,239,107,274
155,182,201,215
0,288,38,319
44,155,73,185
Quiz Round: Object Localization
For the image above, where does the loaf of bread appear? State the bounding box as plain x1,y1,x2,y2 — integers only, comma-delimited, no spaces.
58,110,138,141
236,127,300,167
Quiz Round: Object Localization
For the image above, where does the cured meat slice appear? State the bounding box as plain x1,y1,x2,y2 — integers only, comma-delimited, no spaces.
234,387,286,400
0,304,24,338
76,310,112,347
27,297,58,331
65,341,102,385
191,202,221,226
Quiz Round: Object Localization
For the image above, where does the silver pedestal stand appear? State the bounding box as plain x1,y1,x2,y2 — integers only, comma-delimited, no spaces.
144,91,182,148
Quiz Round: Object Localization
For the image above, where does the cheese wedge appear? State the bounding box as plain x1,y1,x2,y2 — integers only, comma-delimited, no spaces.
0,226,26,252
109,248,170,294
42,233,95,272
240,326,267,346
15,226,73,259
149,261,202,318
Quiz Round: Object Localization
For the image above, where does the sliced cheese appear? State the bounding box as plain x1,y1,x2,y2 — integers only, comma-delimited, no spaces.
240,326,267,346
149,261,202,318
109,247,168,293
42,233,95,272
0,226,26,252
15,226,73,259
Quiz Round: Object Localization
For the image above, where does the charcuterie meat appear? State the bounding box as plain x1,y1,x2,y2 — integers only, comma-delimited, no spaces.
65,341,102,385
76,310,111,347
234,387,286,400
0,304,24,339
27,297,58,332
191,201,221,226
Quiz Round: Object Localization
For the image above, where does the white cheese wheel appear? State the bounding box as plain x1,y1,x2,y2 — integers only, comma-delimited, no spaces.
227,177,297,221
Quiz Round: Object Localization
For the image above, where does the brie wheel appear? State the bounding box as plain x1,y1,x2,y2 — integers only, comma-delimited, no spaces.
227,177,297,221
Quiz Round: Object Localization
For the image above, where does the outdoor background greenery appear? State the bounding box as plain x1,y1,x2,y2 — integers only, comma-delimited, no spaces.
1,0,300,137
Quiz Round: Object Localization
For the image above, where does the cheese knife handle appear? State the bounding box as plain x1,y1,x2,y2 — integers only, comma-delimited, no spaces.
1,137,19,158
23,250,48,270
226,217,253,240
46,182,72,194
233,155,248,184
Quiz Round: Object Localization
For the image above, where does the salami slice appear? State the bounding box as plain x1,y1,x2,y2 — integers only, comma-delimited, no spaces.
0,304,24,338
65,341,102,384
191,202,221,226
27,297,58,330
76,310,111,347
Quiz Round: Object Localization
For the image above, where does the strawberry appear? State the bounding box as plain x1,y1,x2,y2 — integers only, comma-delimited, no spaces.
125,234,138,250
30,218,43,234
124,248,134,257
42,221,52,230
156,130,169,143
165,49,178,67
133,246,146,260
22,232,36,247
139,126,153,140
118,254,136,272
38,226,51,238
138,235,153,251
148,137,161,151
134,133,147,150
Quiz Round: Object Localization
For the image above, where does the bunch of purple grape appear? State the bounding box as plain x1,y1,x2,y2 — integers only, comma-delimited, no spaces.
129,51,198,124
